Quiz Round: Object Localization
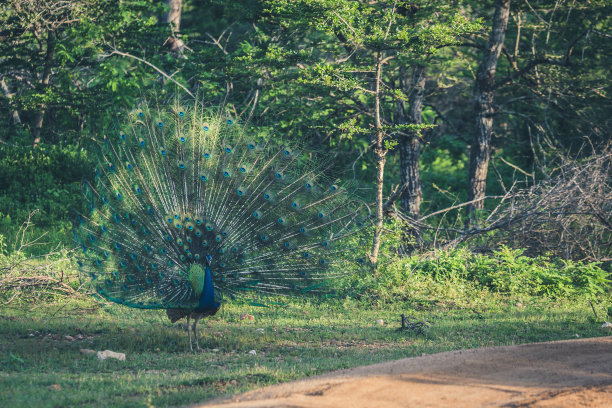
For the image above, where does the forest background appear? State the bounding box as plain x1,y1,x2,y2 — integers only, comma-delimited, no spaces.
0,0,610,269
1,2,611,406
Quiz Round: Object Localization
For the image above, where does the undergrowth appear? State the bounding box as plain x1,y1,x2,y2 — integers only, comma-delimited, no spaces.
344,246,610,306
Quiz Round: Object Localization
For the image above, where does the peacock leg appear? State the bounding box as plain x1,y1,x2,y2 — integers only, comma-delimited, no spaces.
193,316,202,351
187,314,193,352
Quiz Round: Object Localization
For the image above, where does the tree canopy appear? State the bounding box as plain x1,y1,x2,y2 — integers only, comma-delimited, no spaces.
0,0,610,261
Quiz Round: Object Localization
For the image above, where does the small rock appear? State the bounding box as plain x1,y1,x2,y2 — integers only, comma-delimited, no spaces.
80,348,96,356
240,313,255,321
248,350,257,355
602,322,612,331
64,335,75,341
376,319,384,326
97,350,126,361
49,384,62,391
212,348,220,352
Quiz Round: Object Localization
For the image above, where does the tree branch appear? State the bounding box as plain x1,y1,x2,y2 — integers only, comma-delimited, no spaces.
100,48,194,98
494,56,566,89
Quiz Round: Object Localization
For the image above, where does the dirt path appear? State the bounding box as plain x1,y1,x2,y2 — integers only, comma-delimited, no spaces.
198,336,612,407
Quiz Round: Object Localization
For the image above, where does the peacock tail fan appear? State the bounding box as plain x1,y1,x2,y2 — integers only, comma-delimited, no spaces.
74,96,371,310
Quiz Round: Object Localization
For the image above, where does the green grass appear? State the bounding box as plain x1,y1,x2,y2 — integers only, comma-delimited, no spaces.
1,292,610,408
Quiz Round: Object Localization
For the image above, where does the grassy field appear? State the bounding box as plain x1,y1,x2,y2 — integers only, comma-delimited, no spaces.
1,290,610,407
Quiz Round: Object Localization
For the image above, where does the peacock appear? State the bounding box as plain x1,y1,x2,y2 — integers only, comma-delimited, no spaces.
74,96,368,351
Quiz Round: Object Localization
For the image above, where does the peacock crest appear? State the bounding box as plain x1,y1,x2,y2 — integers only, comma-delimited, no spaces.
74,97,369,314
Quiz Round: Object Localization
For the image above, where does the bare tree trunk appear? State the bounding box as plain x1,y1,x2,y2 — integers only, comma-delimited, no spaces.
369,52,388,265
397,65,426,251
161,0,185,54
163,0,182,31
0,77,21,125
399,65,426,219
466,0,511,225
32,31,56,148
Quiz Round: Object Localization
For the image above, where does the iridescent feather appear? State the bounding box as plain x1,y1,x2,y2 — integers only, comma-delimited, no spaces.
74,97,368,349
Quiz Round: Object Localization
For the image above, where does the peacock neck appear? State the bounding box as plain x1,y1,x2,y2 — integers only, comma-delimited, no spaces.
195,266,219,312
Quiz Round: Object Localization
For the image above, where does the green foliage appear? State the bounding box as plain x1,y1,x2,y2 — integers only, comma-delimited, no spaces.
0,0,169,145
342,236,610,304
1,0,610,260
0,144,93,254
467,246,610,299
249,0,481,176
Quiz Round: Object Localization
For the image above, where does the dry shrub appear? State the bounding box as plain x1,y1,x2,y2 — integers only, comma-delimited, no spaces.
464,146,612,261
0,211,81,306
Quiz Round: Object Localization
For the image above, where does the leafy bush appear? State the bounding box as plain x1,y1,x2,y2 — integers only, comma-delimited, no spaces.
0,144,93,255
466,246,610,299
343,244,610,304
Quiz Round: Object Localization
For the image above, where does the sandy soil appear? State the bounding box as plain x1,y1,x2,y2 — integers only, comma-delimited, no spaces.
197,336,612,408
